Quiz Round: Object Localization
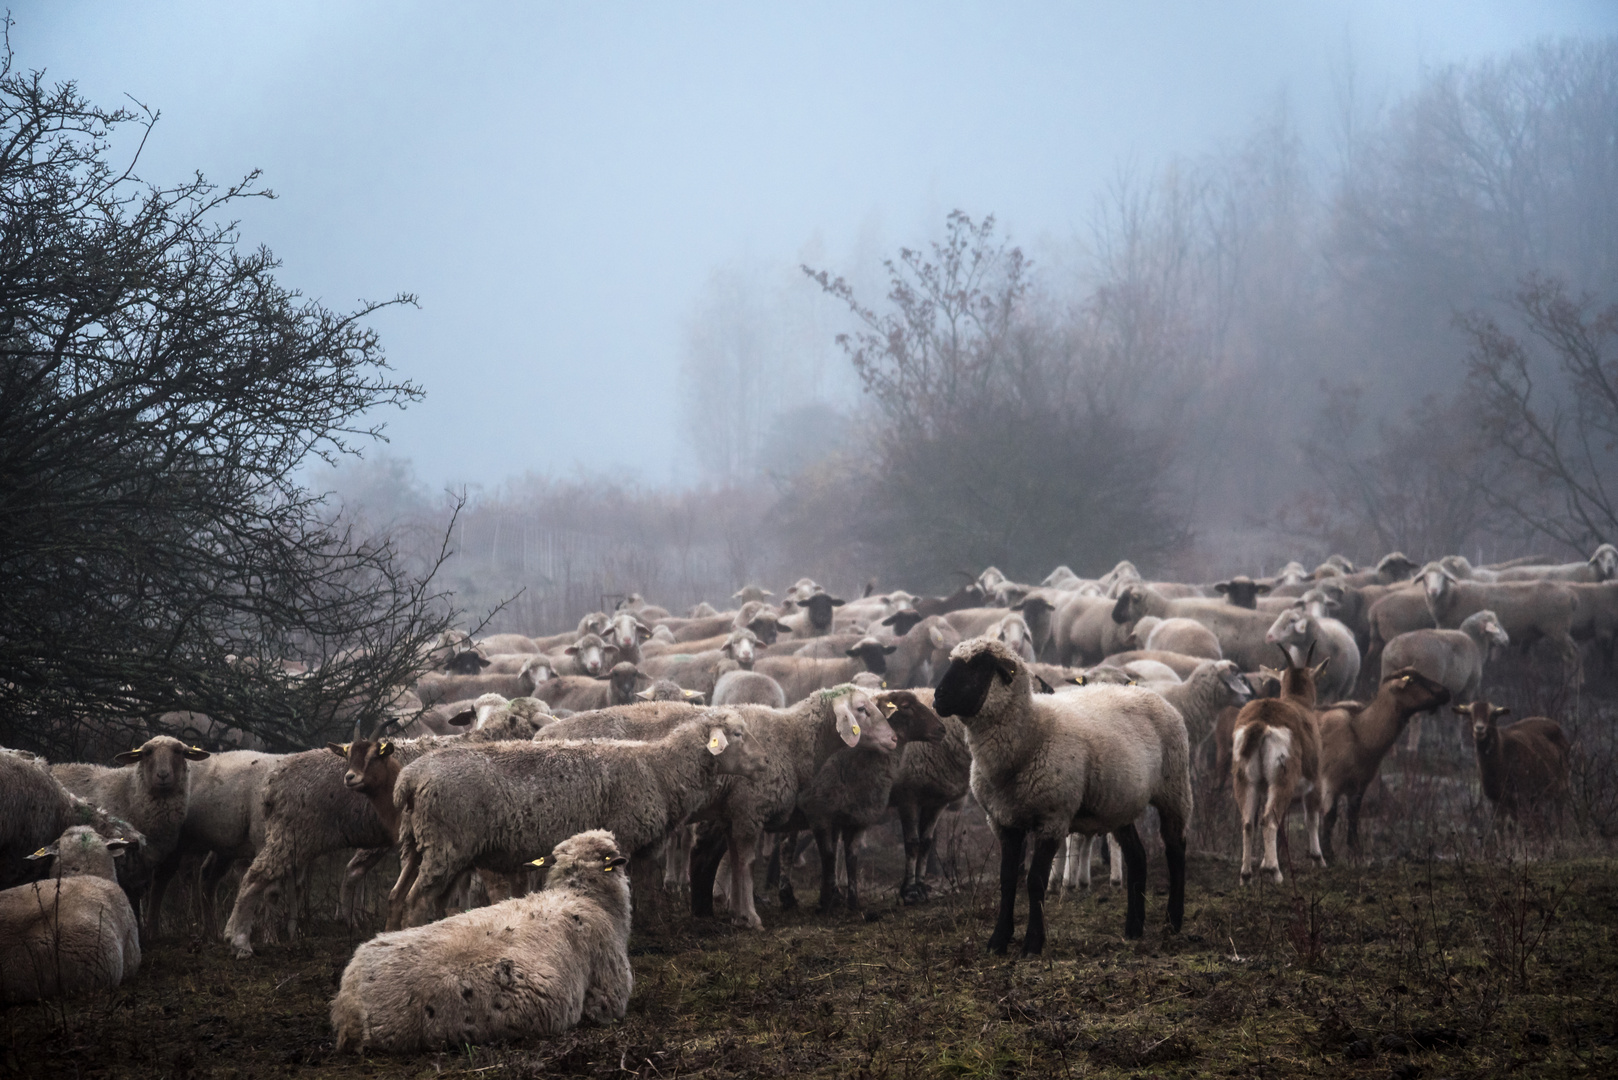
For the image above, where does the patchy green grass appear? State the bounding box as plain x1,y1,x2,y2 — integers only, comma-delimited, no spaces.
4,844,1616,1079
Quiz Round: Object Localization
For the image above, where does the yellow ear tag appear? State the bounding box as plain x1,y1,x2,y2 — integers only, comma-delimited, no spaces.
708,735,722,751
851,723,860,737
527,856,546,867
191,746,203,752
31,848,47,858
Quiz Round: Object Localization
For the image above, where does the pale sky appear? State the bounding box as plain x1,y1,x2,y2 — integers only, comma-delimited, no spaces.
18,2,1616,489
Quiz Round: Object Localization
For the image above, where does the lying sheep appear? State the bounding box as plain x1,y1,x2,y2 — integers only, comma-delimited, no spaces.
1098,649,1207,680
934,638,1191,953
712,669,787,708
0,827,142,1003
1,751,146,891
331,829,633,1052
389,712,766,927
52,735,211,931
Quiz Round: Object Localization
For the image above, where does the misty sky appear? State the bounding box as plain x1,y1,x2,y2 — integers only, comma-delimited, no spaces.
18,2,1616,491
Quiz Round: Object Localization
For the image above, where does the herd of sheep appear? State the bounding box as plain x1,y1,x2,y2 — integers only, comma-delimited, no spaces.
2,544,1609,1050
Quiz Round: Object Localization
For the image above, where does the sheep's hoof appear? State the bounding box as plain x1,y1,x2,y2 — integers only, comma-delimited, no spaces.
1269,869,1285,884
1310,854,1327,867
1239,870,1253,885
730,913,764,930
987,933,1012,955
229,939,254,960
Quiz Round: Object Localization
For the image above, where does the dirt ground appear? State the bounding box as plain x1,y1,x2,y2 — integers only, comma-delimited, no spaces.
4,821,1616,1080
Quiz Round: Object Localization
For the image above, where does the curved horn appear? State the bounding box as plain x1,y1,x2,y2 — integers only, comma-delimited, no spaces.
1305,641,1317,666
1274,642,1292,666
352,717,363,743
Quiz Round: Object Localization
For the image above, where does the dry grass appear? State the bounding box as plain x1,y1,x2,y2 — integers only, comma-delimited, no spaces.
3,822,1616,1079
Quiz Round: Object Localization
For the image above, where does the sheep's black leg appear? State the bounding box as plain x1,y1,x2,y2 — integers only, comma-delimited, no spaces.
764,832,785,891
897,805,920,902
1163,828,1186,934
689,823,728,918
918,803,944,887
814,827,839,914
1023,835,1061,956
988,825,1026,955
1115,823,1148,939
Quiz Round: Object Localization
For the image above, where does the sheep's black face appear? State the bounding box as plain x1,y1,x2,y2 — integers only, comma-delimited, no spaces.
444,650,489,675
804,593,844,630
935,652,1013,719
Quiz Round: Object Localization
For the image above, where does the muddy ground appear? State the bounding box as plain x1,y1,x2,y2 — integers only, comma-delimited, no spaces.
3,817,1616,1080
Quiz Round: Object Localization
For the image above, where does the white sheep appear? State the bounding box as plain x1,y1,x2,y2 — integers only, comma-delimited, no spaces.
1263,605,1361,702
51,735,211,932
389,711,766,927
711,669,787,707
934,638,1191,954
0,826,141,1003
1,751,146,891
331,829,633,1052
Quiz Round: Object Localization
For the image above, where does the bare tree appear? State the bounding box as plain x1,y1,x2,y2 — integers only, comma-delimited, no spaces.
0,38,457,757
1463,275,1618,552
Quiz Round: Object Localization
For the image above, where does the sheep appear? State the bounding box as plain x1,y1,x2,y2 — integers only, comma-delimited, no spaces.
639,629,760,696
1144,617,1223,659
1049,591,1122,666
884,690,972,904
0,752,146,891
752,638,895,703
636,680,705,704
780,592,847,639
1098,649,1208,680
1041,565,1085,589
933,638,1190,952
1230,648,1327,884
712,669,787,708
1263,605,1361,702
1212,575,1271,608
0,827,141,1003
1381,610,1510,750
223,730,477,959
414,656,549,706
1458,700,1572,826
51,735,211,932
331,829,633,1052
600,610,654,665
1487,542,1618,583
1314,670,1453,862
1365,583,1436,667
388,711,766,927
146,749,280,939
551,632,622,678
650,624,677,644
534,662,645,713
688,601,720,618
524,612,611,654
1050,660,1250,894
871,614,963,688
480,653,554,676
665,601,789,646
1420,563,1581,677
733,584,775,605
476,632,541,654
794,690,945,913
1568,581,1618,669
1109,585,1282,672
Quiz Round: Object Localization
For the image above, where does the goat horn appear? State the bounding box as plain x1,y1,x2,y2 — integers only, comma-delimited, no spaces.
1274,643,1291,666
352,717,363,743
1306,641,1317,665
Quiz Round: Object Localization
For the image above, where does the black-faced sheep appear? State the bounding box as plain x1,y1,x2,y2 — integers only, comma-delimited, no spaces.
934,638,1191,953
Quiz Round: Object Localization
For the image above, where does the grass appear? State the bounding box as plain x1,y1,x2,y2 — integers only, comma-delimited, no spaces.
4,834,1616,1079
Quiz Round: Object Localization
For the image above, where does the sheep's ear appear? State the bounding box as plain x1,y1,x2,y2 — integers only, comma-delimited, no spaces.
105,838,132,858
706,726,730,755
635,688,656,701
928,625,948,648
447,709,477,727
378,741,394,757
636,623,653,641
1255,583,1272,595
992,655,1017,684
527,855,546,867
1213,582,1231,594
1069,674,1087,686
563,645,580,655
1033,675,1055,694
25,844,57,861
603,855,628,872
881,644,898,655
834,699,863,746
830,597,845,607
683,690,705,702
182,745,211,761
1491,706,1511,719
326,742,350,758
114,748,148,765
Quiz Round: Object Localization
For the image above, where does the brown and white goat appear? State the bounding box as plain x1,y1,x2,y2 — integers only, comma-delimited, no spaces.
1230,646,1328,883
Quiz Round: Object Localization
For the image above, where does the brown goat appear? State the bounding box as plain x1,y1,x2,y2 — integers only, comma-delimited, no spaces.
1315,669,1452,862
1456,700,1571,826
1230,647,1327,883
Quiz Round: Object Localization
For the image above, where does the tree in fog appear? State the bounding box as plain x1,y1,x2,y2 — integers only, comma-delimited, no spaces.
0,45,456,757
1464,275,1618,552
801,212,1187,585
